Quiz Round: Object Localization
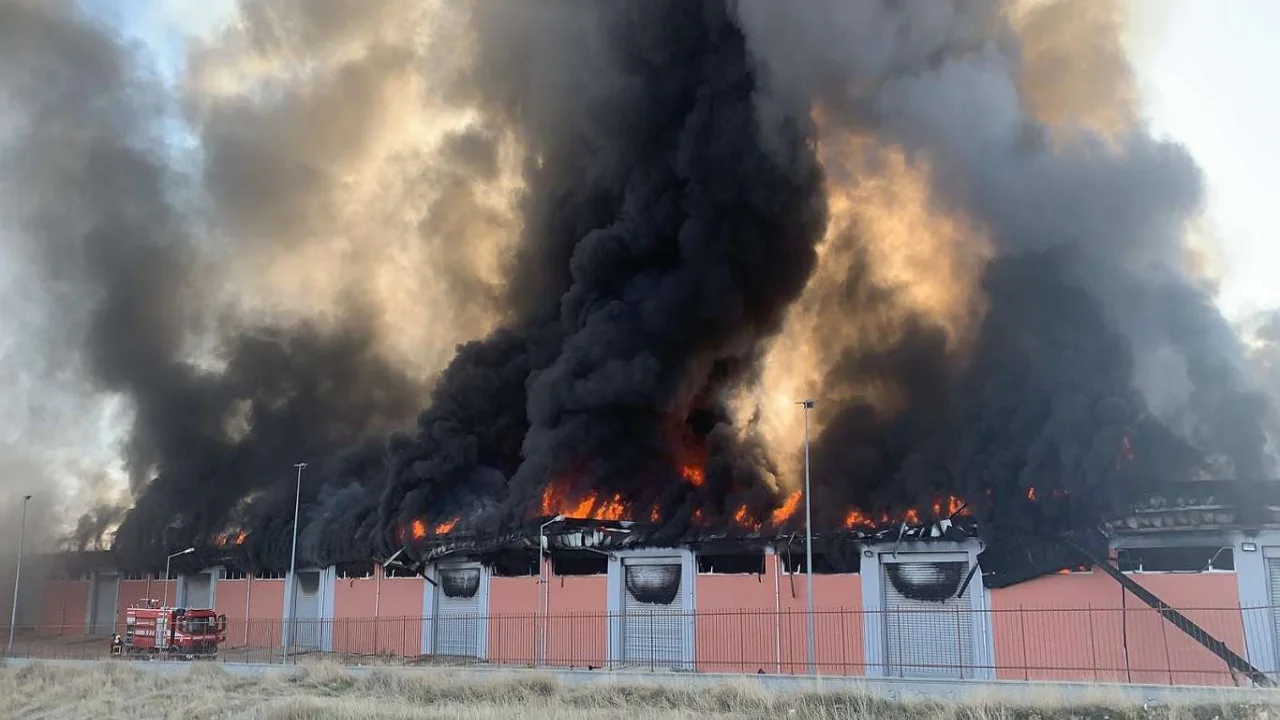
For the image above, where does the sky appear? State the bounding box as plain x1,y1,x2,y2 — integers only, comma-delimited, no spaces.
1125,0,1280,321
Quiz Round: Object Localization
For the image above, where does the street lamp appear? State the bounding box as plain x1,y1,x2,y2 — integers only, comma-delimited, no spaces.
537,514,566,665
797,398,816,675
283,462,306,664
7,495,31,656
162,547,196,608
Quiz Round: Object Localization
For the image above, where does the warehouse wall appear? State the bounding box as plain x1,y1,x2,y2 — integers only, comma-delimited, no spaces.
37,578,90,636
486,563,610,668
487,575,538,665
214,576,252,648
694,551,863,675
12,538,1254,686
989,569,1244,685
331,566,426,657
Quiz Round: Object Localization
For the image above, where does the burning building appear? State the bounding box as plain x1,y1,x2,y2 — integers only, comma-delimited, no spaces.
2,0,1279,687
21,485,1280,684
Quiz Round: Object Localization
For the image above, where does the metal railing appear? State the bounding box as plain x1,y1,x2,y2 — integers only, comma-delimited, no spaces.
4,605,1279,686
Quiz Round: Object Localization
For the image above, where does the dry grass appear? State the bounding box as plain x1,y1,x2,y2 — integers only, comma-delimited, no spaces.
0,662,1275,720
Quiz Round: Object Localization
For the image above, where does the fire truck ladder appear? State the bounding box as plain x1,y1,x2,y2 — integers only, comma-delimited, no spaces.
1064,537,1274,687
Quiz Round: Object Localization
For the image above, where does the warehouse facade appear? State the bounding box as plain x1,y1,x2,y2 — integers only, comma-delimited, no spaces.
14,512,1264,684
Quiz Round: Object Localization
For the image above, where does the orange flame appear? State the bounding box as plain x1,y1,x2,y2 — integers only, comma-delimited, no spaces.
410,519,427,540
1026,487,1037,502
844,509,873,529
931,496,968,518
433,518,458,535
769,491,801,526
691,508,705,525
844,494,971,530
593,494,627,521
733,504,762,531
540,483,629,521
215,530,247,547
680,465,705,487
1116,433,1135,469
649,506,661,524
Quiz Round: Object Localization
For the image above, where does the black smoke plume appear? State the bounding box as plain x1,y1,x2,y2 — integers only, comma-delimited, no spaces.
732,0,1276,536
1,0,1273,576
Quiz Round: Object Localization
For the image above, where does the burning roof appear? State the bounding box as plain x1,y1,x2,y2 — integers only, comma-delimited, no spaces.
1106,480,1280,534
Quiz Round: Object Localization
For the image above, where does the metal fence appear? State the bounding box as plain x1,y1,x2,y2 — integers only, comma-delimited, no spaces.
5,606,1280,686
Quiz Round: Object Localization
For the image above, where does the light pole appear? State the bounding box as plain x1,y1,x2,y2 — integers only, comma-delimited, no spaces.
162,547,196,608
283,461,305,664
537,514,565,666
797,398,816,675
7,495,31,656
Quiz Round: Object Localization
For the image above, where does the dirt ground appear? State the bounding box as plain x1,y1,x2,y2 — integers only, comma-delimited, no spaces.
2,661,1276,720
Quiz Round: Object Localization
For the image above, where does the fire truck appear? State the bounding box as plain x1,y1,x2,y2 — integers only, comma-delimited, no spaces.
112,599,227,659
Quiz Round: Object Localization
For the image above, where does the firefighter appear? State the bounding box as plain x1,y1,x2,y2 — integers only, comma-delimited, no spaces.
110,633,124,656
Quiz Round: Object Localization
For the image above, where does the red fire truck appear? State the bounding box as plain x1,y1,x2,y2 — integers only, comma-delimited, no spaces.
113,599,227,659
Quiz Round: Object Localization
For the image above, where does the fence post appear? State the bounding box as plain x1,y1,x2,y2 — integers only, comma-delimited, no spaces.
955,604,964,679
1159,609,1174,685
839,609,848,676
1086,604,1098,682
649,610,654,671
1019,606,1029,681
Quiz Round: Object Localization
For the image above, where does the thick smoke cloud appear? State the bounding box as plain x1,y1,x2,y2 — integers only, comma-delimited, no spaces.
0,0,437,568
1,0,1274,574
732,0,1277,528
500,1,826,521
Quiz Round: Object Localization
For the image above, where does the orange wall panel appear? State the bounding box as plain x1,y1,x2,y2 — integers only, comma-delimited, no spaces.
535,571,609,668
235,579,285,649
990,571,1244,686
694,558,863,675
332,577,374,655
696,569,777,673
37,581,90,636
488,576,539,665
338,570,428,657
214,579,252,647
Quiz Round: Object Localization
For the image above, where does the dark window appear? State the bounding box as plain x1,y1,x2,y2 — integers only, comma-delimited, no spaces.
383,565,419,579
219,567,247,580
781,551,849,574
336,562,374,579
1117,546,1234,572
697,552,766,575
490,551,538,577
551,553,608,576
254,570,286,580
